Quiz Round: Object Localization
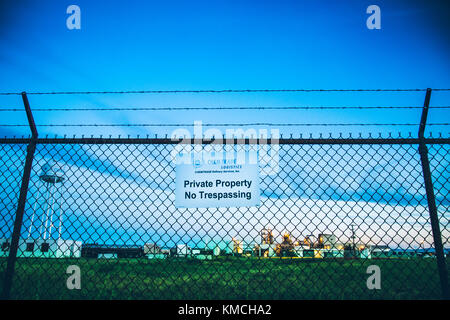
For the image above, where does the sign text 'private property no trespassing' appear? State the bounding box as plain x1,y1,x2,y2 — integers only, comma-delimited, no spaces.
175,150,260,208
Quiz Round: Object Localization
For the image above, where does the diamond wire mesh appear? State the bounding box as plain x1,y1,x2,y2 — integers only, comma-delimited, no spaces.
428,144,450,277
0,143,27,288
0,141,448,299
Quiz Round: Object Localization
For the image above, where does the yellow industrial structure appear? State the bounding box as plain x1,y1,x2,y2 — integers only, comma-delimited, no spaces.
252,229,373,259
230,228,376,260
232,237,243,254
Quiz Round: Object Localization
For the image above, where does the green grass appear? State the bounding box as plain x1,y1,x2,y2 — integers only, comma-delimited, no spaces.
0,256,446,299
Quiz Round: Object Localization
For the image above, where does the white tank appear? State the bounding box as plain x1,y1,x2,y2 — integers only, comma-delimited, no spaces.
39,162,64,183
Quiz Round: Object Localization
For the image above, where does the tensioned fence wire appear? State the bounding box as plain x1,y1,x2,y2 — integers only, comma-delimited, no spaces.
1,87,450,95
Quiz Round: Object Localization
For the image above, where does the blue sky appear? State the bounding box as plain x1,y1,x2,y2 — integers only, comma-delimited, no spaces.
0,0,449,138
0,1,449,248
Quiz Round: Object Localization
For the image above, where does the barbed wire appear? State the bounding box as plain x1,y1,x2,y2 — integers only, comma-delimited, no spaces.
1,105,449,112
1,123,449,127
1,88,450,95
1,131,449,139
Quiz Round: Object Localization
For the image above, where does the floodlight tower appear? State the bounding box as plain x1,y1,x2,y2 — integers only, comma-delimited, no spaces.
27,162,65,241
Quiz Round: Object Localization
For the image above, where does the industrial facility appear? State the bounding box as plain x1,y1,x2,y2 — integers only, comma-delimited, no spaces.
68,226,433,260
2,221,437,260
250,228,370,259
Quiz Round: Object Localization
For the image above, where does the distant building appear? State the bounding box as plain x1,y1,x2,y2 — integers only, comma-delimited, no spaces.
0,238,81,258
173,244,191,256
81,243,143,258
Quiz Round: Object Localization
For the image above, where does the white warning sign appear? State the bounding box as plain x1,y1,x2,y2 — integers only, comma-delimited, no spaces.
175,150,260,208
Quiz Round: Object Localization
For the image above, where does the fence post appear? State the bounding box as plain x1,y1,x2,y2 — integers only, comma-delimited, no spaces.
417,88,449,299
1,92,38,300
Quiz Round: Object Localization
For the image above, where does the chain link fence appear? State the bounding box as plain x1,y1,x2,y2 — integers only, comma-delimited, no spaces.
0,137,448,299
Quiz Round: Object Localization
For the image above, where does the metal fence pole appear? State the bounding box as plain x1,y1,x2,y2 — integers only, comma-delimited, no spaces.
417,88,449,299
1,92,38,300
